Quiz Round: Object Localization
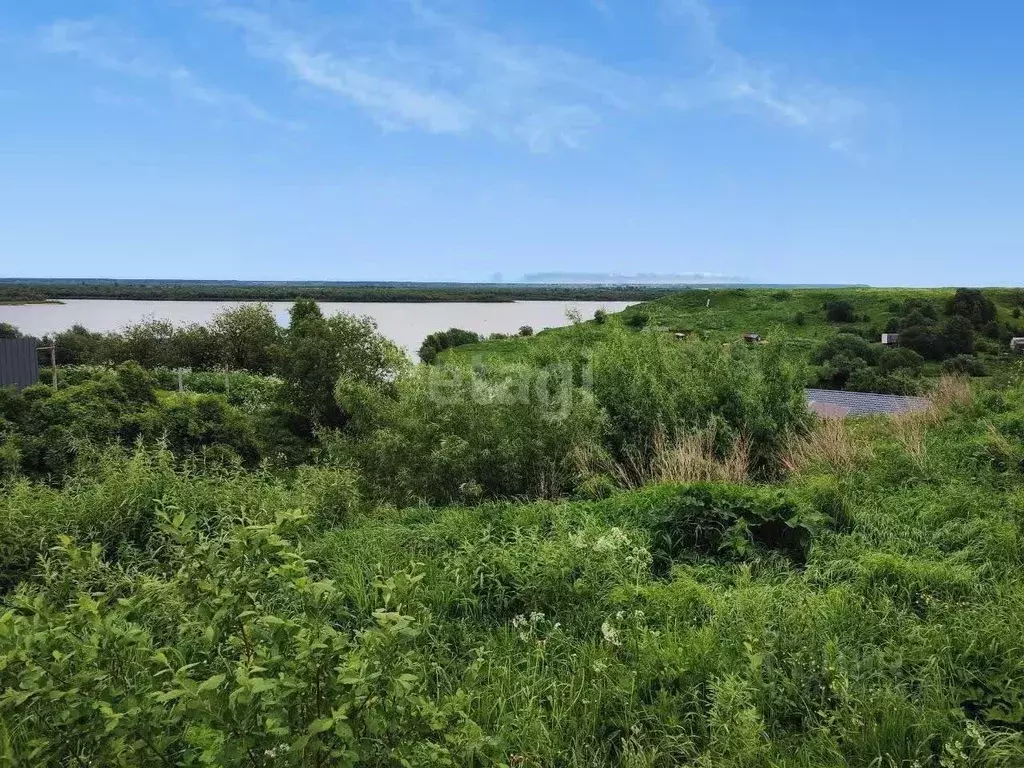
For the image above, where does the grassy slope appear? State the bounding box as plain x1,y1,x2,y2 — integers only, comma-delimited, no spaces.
445,286,1024,367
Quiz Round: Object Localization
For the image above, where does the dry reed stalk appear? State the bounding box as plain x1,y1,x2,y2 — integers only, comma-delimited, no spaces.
613,426,749,487
928,374,973,415
781,418,862,475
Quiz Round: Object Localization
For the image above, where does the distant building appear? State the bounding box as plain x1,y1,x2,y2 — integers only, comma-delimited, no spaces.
743,333,762,343
0,338,40,390
674,332,687,341
1011,337,1024,354
881,333,900,346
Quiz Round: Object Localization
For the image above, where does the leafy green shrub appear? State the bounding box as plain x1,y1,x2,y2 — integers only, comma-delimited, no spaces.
418,328,483,364
50,325,112,365
279,299,406,430
624,311,650,330
210,302,282,373
294,465,361,528
593,308,608,324
0,512,487,766
942,355,988,377
0,444,370,592
10,378,138,480
942,315,976,355
0,436,20,482
817,352,868,389
344,362,606,505
812,334,879,366
824,300,856,323
0,322,22,339
845,368,921,395
140,394,261,466
592,328,809,474
900,324,948,361
600,484,822,574
114,361,157,405
947,288,997,328
518,325,534,337
878,347,924,374
167,369,283,413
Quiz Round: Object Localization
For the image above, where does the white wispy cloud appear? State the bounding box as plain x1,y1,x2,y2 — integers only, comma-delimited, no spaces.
211,7,474,135
40,18,289,127
200,0,870,153
662,0,866,150
210,1,644,151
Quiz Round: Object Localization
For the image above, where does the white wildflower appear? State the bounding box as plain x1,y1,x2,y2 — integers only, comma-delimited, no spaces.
594,527,630,552
601,620,621,646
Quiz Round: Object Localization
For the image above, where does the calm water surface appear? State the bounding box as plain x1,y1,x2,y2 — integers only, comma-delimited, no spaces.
0,300,633,356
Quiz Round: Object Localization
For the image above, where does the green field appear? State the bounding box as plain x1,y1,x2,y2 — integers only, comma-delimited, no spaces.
450,286,1024,355
442,287,1024,394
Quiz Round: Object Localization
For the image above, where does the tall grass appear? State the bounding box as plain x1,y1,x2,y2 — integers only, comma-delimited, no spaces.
611,427,750,487
929,373,974,413
781,418,863,475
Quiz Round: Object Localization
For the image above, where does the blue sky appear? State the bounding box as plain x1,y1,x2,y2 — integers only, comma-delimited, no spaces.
1,0,1022,286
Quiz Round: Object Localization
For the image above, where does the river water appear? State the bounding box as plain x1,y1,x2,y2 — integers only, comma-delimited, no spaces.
0,299,632,356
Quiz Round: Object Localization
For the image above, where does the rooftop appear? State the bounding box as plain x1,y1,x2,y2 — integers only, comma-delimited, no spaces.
805,389,931,417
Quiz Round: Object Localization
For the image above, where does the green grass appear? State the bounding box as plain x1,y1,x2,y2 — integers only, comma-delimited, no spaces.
445,286,1024,377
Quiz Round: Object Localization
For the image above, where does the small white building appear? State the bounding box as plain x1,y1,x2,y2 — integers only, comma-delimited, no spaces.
1011,337,1024,354
881,333,900,346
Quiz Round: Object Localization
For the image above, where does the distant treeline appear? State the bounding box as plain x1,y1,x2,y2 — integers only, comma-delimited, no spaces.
0,279,679,304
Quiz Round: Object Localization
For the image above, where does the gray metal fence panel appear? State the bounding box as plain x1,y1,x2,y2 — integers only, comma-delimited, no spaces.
0,338,41,390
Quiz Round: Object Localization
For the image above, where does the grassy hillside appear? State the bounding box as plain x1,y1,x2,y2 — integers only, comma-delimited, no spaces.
444,287,1024,391
452,287,1022,351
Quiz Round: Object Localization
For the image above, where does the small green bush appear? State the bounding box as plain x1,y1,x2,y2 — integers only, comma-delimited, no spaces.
942,354,988,377
824,300,856,323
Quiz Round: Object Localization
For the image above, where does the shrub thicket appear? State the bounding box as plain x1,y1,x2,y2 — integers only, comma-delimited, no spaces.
418,328,482,364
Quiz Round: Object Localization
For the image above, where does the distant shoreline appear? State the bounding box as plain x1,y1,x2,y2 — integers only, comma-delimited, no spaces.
0,279,874,305
0,280,698,304
0,298,64,306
